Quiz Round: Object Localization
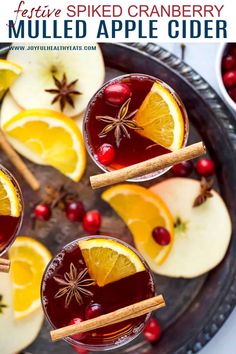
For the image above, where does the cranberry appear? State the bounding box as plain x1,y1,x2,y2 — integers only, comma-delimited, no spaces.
228,86,236,102
195,158,215,177
83,210,101,233
143,318,161,343
152,227,171,246
222,55,236,71
171,161,193,177
85,302,103,320
104,83,131,106
69,317,84,340
72,347,88,354
34,203,51,221
223,70,236,88
65,201,85,222
97,144,115,166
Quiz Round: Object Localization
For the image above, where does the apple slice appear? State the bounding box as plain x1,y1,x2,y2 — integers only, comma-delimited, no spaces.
7,43,105,117
0,92,22,126
148,178,231,278
0,273,43,353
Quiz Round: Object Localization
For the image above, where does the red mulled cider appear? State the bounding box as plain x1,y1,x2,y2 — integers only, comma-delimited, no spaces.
41,236,155,351
0,166,23,256
83,74,189,181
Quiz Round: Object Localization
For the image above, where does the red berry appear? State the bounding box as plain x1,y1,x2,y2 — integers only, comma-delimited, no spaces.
143,318,161,343
104,83,131,106
97,144,115,166
223,70,236,88
83,210,101,233
152,227,171,246
65,201,85,222
34,203,51,221
72,346,88,354
222,55,236,71
85,302,103,320
69,317,84,340
172,161,193,177
195,158,215,177
228,86,236,102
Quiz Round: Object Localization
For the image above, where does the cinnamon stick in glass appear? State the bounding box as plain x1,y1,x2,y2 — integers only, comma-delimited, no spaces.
90,142,206,189
50,294,165,342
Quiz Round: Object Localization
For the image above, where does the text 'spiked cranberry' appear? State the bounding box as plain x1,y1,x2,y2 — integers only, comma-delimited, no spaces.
97,144,115,166
104,83,131,106
195,158,215,177
85,302,104,320
65,201,85,222
172,161,193,177
143,318,161,343
152,227,171,246
83,210,101,233
34,203,51,221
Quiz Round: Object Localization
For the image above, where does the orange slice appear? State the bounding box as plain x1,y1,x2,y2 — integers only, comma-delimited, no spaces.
102,184,174,265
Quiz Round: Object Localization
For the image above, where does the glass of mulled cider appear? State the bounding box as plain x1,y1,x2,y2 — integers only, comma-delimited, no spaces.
0,166,23,256
83,73,189,181
41,236,155,351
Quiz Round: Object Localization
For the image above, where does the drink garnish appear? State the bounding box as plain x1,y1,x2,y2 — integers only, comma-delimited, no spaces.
54,263,95,308
45,73,82,112
96,98,142,147
193,177,214,207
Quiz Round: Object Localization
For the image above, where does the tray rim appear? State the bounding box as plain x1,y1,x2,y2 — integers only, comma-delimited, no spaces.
1,42,236,354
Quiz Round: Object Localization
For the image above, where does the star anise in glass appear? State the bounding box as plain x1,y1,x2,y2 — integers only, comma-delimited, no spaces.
45,74,82,112
96,98,143,147
193,177,214,207
54,263,95,308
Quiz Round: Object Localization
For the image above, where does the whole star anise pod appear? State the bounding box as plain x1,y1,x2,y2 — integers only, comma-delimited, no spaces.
45,74,82,112
96,98,143,147
193,177,214,207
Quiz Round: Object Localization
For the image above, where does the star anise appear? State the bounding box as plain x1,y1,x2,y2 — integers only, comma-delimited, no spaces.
96,98,143,147
0,294,7,314
45,74,82,112
193,177,214,207
54,263,95,308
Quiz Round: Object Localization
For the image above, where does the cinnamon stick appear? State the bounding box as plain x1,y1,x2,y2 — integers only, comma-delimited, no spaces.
90,142,206,189
0,258,10,273
51,295,165,342
0,130,40,191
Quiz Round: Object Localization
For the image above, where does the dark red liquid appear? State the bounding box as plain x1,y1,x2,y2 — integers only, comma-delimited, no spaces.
0,215,21,254
42,239,154,347
84,75,171,170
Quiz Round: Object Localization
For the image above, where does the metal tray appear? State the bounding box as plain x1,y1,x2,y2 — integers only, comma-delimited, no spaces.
0,43,236,354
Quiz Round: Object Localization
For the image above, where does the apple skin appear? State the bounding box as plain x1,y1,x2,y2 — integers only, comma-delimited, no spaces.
7,43,105,117
148,178,232,278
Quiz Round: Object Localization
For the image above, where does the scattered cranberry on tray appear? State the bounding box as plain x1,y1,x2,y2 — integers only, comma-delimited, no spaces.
171,161,193,177
34,203,51,221
97,143,115,166
83,210,101,233
195,158,215,177
104,82,131,105
143,318,161,343
65,201,85,222
152,227,171,246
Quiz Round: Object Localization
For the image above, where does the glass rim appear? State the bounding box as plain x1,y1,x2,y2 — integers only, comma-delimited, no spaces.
0,164,24,256
83,73,189,182
41,235,155,351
